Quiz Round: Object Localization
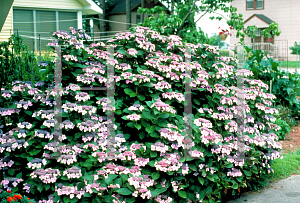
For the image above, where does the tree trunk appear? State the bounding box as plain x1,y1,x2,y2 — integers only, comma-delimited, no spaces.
141,0,145,23
100,0,106,37
126,0,131,30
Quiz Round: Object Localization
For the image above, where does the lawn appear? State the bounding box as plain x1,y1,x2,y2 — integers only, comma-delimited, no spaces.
279,61,300,68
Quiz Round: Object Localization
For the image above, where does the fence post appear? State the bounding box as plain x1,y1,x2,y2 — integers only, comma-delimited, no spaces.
39,34,41,60
236,45,246,161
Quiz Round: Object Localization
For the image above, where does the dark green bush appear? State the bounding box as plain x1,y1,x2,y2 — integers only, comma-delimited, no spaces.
244,47,300,123
0,34,51,90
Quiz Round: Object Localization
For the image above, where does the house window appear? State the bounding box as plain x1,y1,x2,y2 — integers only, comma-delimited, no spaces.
246,0,263,10
246,0,254,9
136,15,141,24
13,9,77,51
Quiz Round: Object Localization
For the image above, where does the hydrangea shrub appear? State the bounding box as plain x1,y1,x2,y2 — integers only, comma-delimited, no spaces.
0,27,283,203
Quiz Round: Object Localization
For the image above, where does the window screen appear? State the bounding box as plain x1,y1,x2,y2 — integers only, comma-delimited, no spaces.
59,12,77,32
256,0,263,9
36,10,56,51
13,9,34,50
246,0,254,9
136,15,141,24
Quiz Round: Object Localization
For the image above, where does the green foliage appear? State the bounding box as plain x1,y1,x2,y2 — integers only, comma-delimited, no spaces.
244,46,300,121
289,41,300,55
274,117,292,140
0,189,33,203
0,34,52,90
137,0,281,45
208,33,226,47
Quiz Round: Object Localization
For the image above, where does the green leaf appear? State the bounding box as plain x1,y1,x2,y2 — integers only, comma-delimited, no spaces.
232,182,238,189
8,168,14,176
105,174,118,185
114,178,123,187
116,188,133,195
71,72,78,77
178,191,187,198
117,49,127,55
150,132,160,138
137,50,144,55
154,187,168,195
134,123,142,130
137,94,146,101
115,110,122,115
198,177,205,185
151,172,160,180
82,174,94,181
124,88,136,97
24,110,32,116
39,69,47,75
16,172,22,178
158,113,169,119
141,119,151,127
127,122,135,128
146,126,155,133
139,131,145,139
150,151,157,158
120,174,129,182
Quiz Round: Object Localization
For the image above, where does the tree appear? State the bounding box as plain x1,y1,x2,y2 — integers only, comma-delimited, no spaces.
137,0,281,45
208,33,226,47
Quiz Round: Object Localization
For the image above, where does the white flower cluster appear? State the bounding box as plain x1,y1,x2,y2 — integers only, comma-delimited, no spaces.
151,81,172,90
55,185,85,199
151,101,176,114
126,114,141,121
16,100,33,110
27,159,47,170
77,121,100,132
63,167,82,179
224,120,238,133
17,122,32,129
162,92,185,103
57,155,77,165
171,181,183,192
154,195,173,203
30,168,61,184
32,110,55,120
59,120,75,130
65,84,81,91
42,119,58,128
194,118,213,128
188,149,204,158
151,142,169,153
75,92,90,102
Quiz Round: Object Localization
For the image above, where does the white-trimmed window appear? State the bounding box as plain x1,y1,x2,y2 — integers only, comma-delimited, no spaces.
246,0,263,10
246,0,254,9
13,9,77,51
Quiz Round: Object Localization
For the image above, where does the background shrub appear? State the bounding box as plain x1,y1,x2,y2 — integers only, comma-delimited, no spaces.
243,46,300,124
0,34,52,90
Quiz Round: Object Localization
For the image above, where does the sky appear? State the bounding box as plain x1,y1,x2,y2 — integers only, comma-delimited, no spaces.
195,2,231,44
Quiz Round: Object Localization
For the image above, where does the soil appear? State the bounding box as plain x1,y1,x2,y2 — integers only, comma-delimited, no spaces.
279,120,300,154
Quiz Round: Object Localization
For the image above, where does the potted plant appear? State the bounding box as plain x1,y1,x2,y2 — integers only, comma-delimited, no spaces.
218,26,232,41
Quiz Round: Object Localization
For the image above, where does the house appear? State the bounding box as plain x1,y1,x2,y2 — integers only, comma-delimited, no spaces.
0,0,102,51
230,0,300,62
106,0,168,34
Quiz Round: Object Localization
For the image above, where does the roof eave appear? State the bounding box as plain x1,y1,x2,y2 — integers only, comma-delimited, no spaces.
0,0,14,31
78,0,103,15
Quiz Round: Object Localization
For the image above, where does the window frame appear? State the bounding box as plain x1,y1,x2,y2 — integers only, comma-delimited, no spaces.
13,8,78,51
246,0,264,10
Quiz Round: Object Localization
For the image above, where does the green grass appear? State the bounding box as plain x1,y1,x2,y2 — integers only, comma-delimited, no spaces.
279,61,300,68
267,147,300,182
